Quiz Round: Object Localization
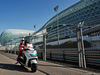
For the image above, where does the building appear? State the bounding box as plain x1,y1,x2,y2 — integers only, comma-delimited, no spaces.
0,29,34,45
31,0,100,44
0,0,100,46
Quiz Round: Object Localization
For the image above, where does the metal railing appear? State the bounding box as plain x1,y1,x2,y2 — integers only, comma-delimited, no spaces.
3,48,100,67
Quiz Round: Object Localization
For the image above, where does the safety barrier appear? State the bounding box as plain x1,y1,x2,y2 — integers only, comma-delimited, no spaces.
2,48,100,66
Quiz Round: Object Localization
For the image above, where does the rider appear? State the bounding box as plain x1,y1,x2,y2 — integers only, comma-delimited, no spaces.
15,39,25,64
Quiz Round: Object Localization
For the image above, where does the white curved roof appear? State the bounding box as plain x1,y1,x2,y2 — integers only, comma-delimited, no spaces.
0,29,34,45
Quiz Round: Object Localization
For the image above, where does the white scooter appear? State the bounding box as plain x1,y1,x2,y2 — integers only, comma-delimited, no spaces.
19,47,38,72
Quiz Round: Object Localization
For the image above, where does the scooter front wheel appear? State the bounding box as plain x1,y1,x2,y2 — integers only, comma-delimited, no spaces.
31,63,37,72
20,64,24,67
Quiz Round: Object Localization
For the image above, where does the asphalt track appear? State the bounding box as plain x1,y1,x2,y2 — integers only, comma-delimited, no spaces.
0,52,99,75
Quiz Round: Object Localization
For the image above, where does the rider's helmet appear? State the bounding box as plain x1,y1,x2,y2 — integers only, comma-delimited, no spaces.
21,38,25,41
21,38,25,45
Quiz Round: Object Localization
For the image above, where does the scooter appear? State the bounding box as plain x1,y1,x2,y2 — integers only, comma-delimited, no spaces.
19,47,38,72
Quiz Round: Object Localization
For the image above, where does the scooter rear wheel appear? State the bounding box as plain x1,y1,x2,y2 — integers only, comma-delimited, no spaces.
31,63,37,72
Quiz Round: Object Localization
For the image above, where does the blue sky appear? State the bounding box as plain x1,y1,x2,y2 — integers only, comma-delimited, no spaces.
0,0,80,34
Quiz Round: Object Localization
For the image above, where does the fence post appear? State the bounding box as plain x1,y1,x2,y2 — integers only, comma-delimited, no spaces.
77,22,86,68
80,22,86,68
77,24,82,68
11,44,12,54
14,43,16,54
41,50,43,59
50,51,52,60
63,51,65,61
8,45,9,53
43,34,46,61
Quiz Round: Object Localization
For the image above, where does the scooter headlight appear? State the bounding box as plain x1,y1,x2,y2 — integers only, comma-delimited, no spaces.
33,50,37,54
30,50,37,56
30,53,37,56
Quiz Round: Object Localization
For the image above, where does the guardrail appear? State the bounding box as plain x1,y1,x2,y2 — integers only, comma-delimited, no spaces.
37,48,100,66
2,48,100,66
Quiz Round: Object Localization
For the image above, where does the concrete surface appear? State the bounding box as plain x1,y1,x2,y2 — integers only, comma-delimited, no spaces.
0,52,99,75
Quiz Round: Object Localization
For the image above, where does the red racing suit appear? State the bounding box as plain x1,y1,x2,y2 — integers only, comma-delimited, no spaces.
17,44,22,61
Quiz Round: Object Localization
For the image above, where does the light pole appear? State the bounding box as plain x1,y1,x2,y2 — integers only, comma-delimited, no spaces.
7,40,9,53
54,5,60,45
29,33,32,43
10,39,13,54
34,25,36,31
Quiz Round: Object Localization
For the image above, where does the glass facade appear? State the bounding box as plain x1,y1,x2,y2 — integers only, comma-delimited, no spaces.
45,0,100,27
32,0,100,41
0,29,34,45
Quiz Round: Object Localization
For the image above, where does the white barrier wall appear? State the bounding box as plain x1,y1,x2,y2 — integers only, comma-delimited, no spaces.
35,36,100,49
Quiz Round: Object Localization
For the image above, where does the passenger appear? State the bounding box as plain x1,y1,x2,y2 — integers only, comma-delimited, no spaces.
24,40,34,50
15,39,25,64
24,40,29,48
27,43,34,50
